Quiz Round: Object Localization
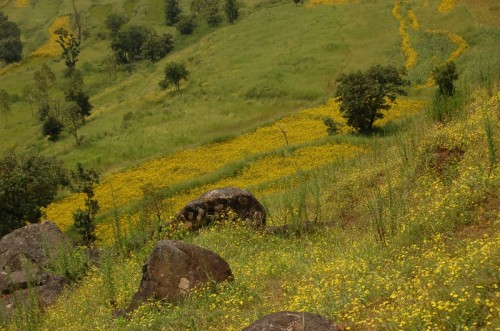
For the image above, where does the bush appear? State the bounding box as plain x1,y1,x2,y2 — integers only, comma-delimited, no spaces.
432,61,458,97
159,61,189,91
176,16,197,35
42,116,64,141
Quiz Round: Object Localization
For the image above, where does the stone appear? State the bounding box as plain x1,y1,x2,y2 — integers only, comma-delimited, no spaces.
125,240,233,313
243,311,338,331
175,187,266,230
0,221,71,311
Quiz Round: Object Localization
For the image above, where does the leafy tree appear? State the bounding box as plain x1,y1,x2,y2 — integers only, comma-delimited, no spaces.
293,0,304,6
206,3,223,27
176,15,197,35
0,89,11,125
141,33,174,62
42,116,64,141
55,27,81,76
104,13,128,38
111,25,150,64
0,11,23,63
432,61,458,97
33,64,56,119
70,163,99,248
165,0,182,26
159,61,189,91
224,0,239,23
63,101,84,145
335,65,407,132
64,70,92,122
22,85,37,117
0,151,66,237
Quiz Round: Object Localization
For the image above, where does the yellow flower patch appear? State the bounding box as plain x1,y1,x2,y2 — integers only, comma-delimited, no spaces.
305,0,357,8
393,1,418,69
45,98,426,237
13,0,29,8
32,16,70,57
437,0,457,14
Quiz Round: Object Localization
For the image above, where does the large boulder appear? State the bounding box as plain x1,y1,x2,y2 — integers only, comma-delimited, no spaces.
175,187,266,231
125,240,233,313
0,221,70,311
243,311,338,331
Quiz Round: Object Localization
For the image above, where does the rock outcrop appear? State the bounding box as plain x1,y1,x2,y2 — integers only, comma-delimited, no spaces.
125,240,233,313
242,311,338,331
175,187,266,230
0,221,70,311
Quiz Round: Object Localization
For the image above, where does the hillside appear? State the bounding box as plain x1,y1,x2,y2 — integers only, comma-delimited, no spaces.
0,0,499,330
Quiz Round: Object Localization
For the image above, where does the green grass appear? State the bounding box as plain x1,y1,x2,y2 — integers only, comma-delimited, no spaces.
0,0,499,329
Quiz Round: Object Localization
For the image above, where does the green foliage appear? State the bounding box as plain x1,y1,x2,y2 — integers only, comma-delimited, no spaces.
111,26,173,64
323,117,341,135
0,11,22,63
42,116,64,141
165,0,182,26
176,15,197,35
206,4,223,27
335,65,408,132
432,61,459,97
64,70,93,121
104,13,128,38
0,89,11,125
159,61,189,91
46,242,89,282
54,27,81,76
70,163,100,248
293,0,303,6
141,33,174,62
224,0,239,23
0,151,66,237
32,64,56,116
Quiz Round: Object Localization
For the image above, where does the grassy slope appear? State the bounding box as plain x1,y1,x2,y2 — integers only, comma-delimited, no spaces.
0,0,499,329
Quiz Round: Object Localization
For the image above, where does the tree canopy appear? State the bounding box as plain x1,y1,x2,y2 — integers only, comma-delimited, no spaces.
0,151,66,237
0,11,23,63
432,61,459,97
159,61,189,91
335,65,408,132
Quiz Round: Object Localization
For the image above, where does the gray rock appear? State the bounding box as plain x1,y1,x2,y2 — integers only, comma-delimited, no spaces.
0,221,70,311
243,311,338,331
175,187,266,230
125,240,233,313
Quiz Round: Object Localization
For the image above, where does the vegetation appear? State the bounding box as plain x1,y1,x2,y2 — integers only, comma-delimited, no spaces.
0,151,66,237
0,0,499,329
432,61,459,97
176,15,197,35
70,163,100,248
0,11,22,63
224,0,239,23
159,61,189,91
104,13,128,38
165,0,182,26
335,65,407,133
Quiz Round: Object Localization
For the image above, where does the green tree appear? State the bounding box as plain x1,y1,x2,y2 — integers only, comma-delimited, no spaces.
0,89,11,125
224,0,239,23
42,116,64,141
176,15,197,35
0,11,23,63
33,64,56,120
335,65,407,132
206,3,223,27
70,163,99,248
159,61,189,91
432,61,458,97
64,70,93,122
55,27,81,76
141,33,174,62
63,101,84,145
111,25,150,64
165,0,182,26
0,151,66,237
104,13,128,38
